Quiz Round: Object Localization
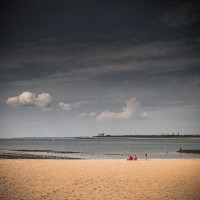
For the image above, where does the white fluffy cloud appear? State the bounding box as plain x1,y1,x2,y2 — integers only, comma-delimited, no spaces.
35,93,52,108
88,112,97,117
59,101,81,111
78,112,97,117
6,91,52,110
141,111,154,119
59,102,72,111
96,98,139,121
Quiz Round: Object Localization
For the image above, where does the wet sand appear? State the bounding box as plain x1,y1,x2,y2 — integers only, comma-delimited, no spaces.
0,159,200,200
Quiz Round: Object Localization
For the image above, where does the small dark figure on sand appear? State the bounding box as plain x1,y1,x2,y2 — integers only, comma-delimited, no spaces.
145,153,147,160
133,155,137,160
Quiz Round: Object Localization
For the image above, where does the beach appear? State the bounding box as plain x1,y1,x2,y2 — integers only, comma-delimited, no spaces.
0,159,199,200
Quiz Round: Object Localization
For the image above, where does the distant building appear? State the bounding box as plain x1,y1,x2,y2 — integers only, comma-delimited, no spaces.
98,133,105,137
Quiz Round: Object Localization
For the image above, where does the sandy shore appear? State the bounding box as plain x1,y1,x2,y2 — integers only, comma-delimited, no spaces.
0,159,200,200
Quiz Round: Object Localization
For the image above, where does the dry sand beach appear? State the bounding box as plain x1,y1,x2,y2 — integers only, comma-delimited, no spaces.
0,159,200,200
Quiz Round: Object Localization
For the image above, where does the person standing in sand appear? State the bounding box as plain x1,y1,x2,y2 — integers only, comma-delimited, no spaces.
133,155,137,160
145,153,147,160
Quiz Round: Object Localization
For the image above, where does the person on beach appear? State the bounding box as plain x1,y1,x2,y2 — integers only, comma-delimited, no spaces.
127,155,133,160
145,153,147,160
133,155,137,160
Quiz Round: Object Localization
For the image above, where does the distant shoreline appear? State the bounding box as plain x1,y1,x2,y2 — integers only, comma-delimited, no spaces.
91,135,200,140
1,135,199,140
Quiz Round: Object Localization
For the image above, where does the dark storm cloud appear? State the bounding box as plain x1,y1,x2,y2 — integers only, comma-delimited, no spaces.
162,1,200,28
0,64,56,82
90,65,200,85
1,0,190,48
1,36,199,85
1,0,199,76
0,0,150,46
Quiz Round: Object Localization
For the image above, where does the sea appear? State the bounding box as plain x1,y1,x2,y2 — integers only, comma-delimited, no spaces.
0,138,200,159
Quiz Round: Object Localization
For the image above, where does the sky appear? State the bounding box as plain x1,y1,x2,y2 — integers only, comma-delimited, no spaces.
0,0,200,138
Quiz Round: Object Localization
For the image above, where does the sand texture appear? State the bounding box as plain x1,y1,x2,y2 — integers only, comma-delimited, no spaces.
0,159,200,200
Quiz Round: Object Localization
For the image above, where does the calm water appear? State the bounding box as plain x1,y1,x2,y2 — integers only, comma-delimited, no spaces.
0,138,200,159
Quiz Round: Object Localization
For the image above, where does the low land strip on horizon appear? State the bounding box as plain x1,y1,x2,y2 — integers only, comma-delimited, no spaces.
5,134,200,140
